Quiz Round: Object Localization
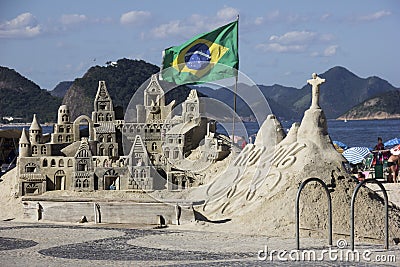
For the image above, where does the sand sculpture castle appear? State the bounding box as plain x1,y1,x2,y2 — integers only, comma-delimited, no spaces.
13,72,400,244
16,75,229,196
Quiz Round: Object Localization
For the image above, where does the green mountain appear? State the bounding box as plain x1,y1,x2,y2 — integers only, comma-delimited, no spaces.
307,66,398,118
197,66,398,120
50,81,73,98
0,66,62,122
63,58,160,119
1,63,399,123
63,58,196,120
338,90,400,120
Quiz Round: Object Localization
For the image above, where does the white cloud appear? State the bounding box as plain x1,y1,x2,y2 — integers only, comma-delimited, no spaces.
150,6,238,39
0,13,41,38
120,10,151,25
258,30,336,55
320,13,331,21
269,31,316,44
152,20,188,38
323,45,338,56
254,17,264,25
257,43,306,53
358,10,391,21
216,6,239,21
60,14,87,25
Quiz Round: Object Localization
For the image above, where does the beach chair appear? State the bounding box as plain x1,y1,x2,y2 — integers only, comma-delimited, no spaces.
361,154,375,178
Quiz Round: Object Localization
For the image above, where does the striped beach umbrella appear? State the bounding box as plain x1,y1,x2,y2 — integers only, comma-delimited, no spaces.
384,138,400,148
342,147,371,164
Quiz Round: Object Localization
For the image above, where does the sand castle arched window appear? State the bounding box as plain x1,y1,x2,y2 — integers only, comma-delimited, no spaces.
77,160,87,171
66,135,71,142
107,135,112,142
57,135,63,142
32,145,38,155
103,159,109,167
134,169,139,178
35,135,40,143
75,179,82,188
42,159,48,167
62,114,68,122
141,169,147,178
25,163,37,173
106,113,112,121
66,126,71,133
83,179,89,188
41,146,47,154
173,148,179,159
67,159,73,167
59,159,64,167
58,126,64,133
99,145,105,156
165,148,170,159
99,135,104,142
152,142,157,151
98,114,104,122
51,159,56,167
108,145,114,156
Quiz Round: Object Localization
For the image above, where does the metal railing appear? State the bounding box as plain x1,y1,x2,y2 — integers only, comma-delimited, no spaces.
350,179,388,250
296,177,332,250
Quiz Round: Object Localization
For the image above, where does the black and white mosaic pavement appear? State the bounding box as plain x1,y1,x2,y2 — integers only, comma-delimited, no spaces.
0,223,398,266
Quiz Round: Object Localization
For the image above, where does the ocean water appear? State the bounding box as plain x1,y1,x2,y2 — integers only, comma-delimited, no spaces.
2,119,400,149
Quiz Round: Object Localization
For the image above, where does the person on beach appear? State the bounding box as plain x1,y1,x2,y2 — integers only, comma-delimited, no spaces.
387,154,399,183
374,137,385,151
241,136,247,149
373,137,386,165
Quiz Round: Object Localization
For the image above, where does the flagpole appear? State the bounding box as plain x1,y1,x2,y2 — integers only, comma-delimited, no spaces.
232,14,239,150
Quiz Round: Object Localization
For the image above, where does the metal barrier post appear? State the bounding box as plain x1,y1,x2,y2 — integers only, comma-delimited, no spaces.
296,177,332,250
351,179,388,250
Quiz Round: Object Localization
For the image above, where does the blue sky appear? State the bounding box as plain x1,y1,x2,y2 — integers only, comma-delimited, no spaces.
0,0,399,90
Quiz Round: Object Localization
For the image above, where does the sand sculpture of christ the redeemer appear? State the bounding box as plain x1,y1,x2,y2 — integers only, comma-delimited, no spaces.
307,72,325,109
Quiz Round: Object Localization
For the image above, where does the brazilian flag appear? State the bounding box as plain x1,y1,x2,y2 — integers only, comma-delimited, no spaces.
161,20,238,85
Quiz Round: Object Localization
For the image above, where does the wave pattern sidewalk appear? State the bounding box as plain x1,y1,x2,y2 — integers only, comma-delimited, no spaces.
0,222,398,266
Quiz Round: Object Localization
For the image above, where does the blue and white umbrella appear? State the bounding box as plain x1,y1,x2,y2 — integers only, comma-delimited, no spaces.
342,147,371,164
333,140,348,150
384,138,400,148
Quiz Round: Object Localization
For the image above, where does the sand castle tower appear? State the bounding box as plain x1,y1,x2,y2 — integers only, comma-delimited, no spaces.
19,129,31,157
29,114,42,144
92,81,115,123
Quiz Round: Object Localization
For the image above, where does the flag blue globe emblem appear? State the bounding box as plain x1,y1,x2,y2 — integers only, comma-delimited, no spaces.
184,43,211,70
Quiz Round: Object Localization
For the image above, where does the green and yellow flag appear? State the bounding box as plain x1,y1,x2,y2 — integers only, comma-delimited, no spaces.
161,20,238,85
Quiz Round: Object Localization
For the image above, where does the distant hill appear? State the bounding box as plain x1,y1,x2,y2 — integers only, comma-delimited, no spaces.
1,63,399,123
195,84,298,120
338,90,400,120
0,66,62,122
196,66,399,120
63,58,196,120
308,66,398,118
50,81,73,98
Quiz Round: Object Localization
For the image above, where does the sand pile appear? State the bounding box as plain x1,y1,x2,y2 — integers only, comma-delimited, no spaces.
192,108,400,242
0,169,24,221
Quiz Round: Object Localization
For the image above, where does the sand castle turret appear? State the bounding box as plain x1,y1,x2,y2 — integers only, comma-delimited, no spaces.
19,128,31,157
29,114,42,144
